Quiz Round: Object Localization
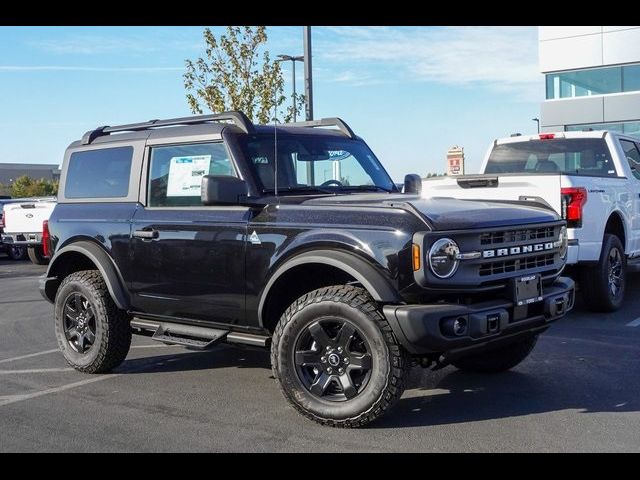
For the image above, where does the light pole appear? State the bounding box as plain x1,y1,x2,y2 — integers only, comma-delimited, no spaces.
532,117,540,133
277,54,304,122
303,26,313,121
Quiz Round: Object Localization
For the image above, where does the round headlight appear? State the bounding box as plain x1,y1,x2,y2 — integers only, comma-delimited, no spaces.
429,238,460,279
558,226,568,259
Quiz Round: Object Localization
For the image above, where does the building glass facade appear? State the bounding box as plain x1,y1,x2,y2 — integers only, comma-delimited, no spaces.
546,63,640,99
565,121,640,137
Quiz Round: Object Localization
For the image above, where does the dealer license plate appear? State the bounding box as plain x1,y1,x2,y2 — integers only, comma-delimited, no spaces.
513,274,543,306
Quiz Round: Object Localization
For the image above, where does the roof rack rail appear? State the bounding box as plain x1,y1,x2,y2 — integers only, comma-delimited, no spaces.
286,118,356,138
81,111,254,145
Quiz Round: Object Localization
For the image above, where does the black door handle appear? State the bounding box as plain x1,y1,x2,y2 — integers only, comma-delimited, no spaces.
133,229,159,239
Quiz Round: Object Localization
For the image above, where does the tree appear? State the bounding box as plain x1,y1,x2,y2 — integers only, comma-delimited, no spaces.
184,26,302,124
10,176,58,198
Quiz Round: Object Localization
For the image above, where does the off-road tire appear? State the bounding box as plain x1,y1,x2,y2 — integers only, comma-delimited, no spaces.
54,270,131,373
27,245,49,265
271,285,409,428
580,234,626,312
451,334,538,373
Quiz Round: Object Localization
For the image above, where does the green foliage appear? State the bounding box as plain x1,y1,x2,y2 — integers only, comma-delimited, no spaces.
184,26,303,124
10,176,58,198
0,183,11,197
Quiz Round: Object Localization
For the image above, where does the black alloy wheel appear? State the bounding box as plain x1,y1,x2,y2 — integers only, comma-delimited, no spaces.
607,246,623,299
62,292,97,354
294,319,373,402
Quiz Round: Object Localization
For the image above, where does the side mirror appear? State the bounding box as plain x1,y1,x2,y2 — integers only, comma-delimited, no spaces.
201,175,249,205
404,174,422,195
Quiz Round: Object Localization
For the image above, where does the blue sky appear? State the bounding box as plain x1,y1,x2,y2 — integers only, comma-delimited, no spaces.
0,26,542,181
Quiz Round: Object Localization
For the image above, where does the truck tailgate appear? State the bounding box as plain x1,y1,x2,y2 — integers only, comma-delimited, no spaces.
423,175,562,214
4,202,55,234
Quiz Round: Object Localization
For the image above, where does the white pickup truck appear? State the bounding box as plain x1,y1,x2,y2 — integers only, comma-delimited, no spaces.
1,197,56,265
423,130,640,312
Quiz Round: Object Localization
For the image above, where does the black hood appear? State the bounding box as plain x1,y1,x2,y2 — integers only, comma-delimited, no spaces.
303,194,559,230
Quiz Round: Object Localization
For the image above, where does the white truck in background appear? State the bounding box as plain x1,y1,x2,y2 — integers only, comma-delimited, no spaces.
1,197,56,265
423,130,640,312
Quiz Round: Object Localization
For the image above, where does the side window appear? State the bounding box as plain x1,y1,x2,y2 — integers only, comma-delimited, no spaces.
620,139,640,180
65,147,133,199
148,142,236,207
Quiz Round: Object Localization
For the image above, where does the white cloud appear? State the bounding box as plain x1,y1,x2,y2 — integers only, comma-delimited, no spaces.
28,32,200,55
0,66,183,72
315,26,543,101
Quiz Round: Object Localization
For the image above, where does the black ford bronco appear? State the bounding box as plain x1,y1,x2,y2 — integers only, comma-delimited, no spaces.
40,112,574,427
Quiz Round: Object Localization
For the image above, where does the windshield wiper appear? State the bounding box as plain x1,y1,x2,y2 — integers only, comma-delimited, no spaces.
340,185,395,193
263,186,336,194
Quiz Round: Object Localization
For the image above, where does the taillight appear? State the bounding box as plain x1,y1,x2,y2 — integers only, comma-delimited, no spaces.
42,220,51,257
561,187,587,228
539,133,555,140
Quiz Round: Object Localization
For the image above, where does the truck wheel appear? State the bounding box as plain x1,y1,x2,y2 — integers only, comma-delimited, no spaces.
451,334,538,373
7,245,27,260
271,285,409,428
54,270,131,373
27,245,49,265
581,234,626,312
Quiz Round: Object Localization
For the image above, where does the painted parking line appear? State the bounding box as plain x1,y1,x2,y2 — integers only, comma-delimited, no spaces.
0,375,121,407
626,318,640,327
0,349,59,364
0,368,74,374
0,343,173,364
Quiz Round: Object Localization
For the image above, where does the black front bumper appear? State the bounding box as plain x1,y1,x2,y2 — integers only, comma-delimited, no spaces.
383,276,575,356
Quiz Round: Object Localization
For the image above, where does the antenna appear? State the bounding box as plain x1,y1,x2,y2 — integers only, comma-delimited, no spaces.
273,96,279,200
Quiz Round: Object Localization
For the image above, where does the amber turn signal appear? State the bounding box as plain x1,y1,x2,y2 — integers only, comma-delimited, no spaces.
412,244,421,271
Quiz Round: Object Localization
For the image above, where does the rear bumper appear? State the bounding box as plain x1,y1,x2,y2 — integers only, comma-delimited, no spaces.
1,233,42,246
383,276,575,355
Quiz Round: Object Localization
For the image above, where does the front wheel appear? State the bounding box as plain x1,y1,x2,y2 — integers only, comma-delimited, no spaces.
580,234,626,312
271,285,409,428
27,245,49,265
451,334,538,373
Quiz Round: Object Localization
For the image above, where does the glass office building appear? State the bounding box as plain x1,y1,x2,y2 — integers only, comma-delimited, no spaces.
539,26,640,138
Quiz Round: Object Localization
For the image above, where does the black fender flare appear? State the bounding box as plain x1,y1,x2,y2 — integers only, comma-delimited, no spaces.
45,241,130,310
258,249,401,328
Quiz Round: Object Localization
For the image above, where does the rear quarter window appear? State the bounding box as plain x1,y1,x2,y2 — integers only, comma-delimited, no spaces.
65,147,133,198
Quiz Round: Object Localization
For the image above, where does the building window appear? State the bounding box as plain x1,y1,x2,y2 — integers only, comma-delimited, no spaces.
546,63,640,99
565,121,640,139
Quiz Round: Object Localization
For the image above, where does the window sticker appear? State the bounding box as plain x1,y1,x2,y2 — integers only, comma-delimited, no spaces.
167,155,211,197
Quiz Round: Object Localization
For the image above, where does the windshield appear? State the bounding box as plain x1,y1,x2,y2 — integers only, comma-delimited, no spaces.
485,138,617,177
238,134,397,193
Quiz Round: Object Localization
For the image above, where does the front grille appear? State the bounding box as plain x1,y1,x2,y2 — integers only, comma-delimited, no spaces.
479,253,555,276
480,226,555,246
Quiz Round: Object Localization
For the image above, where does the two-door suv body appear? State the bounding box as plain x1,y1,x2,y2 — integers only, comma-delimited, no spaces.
40,112,574,427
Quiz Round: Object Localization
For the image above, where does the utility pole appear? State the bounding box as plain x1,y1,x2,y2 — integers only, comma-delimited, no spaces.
303,26,313,121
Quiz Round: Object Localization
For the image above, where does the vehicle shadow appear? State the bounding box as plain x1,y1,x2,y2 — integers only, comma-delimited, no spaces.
114,341,639,428
372,367,639,429
116,344,273,375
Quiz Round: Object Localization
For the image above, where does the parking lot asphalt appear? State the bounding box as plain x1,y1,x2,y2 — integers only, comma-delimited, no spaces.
0,256,639,452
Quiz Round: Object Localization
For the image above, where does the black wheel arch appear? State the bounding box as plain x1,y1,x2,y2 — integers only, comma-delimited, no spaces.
43,240,130,310
258,249,401,330
604,211,626,250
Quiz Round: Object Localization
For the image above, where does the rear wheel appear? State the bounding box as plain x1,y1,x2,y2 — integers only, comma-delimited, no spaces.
581,234,625,312
7,245,27,260
451,334,538,373
271,285,409,428
27,245,49,265
54,270,131,373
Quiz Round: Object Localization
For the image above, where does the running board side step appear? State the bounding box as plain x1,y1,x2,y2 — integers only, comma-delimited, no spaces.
132,320,228,350
131,319,271,349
